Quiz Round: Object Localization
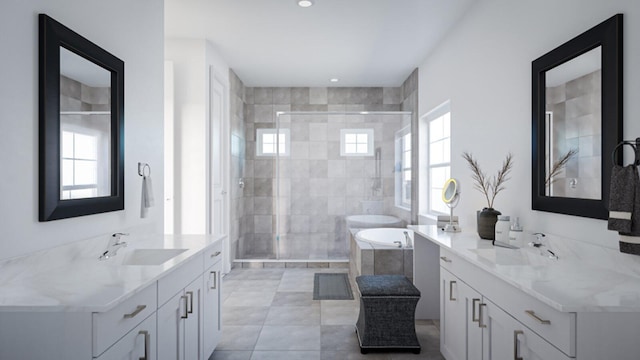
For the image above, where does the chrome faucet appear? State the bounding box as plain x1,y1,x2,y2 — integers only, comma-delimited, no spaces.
403,231,413,248
393,240,403,248
99,233,129,260
528,232,558,260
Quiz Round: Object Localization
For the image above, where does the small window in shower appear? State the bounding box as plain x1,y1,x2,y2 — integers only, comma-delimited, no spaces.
395,126,412,209
256,128,290,156
340,128,374,156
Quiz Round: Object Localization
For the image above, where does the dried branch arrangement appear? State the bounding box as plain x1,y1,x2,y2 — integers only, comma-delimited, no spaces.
545,148,578,186
462,152,514,209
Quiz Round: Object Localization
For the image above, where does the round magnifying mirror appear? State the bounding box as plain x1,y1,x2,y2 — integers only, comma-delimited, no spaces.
441,178,461,232
442,178,459,203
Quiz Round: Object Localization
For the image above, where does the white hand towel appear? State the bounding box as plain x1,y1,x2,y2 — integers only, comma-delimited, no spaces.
141,175,154,218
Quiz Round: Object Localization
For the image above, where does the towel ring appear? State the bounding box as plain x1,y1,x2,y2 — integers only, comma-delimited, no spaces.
612,138,640,166
138,162,151,177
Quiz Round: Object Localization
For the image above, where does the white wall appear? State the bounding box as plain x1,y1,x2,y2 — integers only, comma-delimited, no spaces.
165,39,229,234
0,0,165,260
418,0,640,249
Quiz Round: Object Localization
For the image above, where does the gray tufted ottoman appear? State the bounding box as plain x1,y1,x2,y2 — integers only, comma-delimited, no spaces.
355,275,421,354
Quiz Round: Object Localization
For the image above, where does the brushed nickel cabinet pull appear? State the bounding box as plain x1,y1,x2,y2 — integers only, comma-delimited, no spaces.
210,251,221,258
478,303,487,328
525,310,551,324
472,298,480,322
440,256,452,263
186,291,194,314
123,305,146,319
210,271,217,290
138,330,150,360
514,330,524,360
180,295,189,319
449,280,457,301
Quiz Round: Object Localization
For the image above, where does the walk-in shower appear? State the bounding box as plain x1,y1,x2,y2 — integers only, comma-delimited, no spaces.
236,110,412,261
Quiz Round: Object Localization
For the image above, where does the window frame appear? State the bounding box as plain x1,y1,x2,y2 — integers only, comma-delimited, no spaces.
340,128,374,157
395,125,412,210
256,128,290,157
425,102,452,216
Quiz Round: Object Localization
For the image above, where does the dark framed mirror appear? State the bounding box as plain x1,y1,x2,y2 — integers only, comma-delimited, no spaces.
532,14,622,220
39,14,124,221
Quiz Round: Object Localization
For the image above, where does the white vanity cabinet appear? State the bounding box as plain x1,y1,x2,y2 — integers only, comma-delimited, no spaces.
439,248,574,360
412,226,640,360
203,248,223,356
0,235,224,360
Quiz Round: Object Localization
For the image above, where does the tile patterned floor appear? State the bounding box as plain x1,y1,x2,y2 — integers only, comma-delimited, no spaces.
210,267,444,360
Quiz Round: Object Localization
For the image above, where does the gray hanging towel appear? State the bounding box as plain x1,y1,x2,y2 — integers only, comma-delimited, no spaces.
608,165,638,233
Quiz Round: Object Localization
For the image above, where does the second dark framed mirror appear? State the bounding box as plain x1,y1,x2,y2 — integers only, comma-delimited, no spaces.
532,14,622,219
39,14,124,221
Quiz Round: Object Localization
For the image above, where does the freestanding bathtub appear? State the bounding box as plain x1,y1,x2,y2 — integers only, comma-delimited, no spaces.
356,228,414,248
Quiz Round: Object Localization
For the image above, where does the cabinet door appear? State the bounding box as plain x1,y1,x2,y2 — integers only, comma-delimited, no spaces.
462,285,482,360
440,268,467,360
481,299,571,360
203,261,222,358
157,291,187,360
96,313,156,360
184,275,203,360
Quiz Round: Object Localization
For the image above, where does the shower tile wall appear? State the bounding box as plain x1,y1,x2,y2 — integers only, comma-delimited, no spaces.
240,87,411,260
546,69,601,199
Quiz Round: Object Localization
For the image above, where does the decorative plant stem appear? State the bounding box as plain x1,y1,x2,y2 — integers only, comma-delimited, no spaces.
462,152,513,209
545,148,578,186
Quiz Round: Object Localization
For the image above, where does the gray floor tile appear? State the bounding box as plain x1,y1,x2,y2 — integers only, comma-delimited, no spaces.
251,350,321,360
321,350,391,360
271,291,317,307
264,305,321,325
223,306,270,326
320,300,359,325
224,291,276,307
217,267,443,359
254,325,321,350
321,325,360,351
216,325,262,350
209,350,253,360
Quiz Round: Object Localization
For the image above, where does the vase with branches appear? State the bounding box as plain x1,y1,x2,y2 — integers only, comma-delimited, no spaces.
462,152,514,240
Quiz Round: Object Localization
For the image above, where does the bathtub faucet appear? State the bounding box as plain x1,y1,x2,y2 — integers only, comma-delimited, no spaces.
403,231,413,248
393,240,403,248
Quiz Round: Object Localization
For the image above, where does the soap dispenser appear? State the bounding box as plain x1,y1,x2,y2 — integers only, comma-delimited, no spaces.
508,217,524,247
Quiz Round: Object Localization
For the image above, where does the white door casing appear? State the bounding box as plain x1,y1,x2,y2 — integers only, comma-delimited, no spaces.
208,67,231,273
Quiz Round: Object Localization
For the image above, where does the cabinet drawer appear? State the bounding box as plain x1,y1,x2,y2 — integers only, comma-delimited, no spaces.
95,312,156,360
158,253,203,307
204,240,223,270
486,280,576,357
92,282,157,357
438,248,461,275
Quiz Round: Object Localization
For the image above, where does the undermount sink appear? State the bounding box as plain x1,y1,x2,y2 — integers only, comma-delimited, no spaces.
470,247,556,266
121,248,188,266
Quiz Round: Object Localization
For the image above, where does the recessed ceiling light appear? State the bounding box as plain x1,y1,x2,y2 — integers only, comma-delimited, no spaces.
330,78,339,83
297,0,314,7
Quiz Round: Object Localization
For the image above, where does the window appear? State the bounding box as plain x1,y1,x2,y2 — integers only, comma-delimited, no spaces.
257,128,290,156
61,130,99,199
426,102,451,215
395,126,411,209
340,129,374,156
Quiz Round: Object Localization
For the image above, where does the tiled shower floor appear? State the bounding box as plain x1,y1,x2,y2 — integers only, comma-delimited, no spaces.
210,267,444,360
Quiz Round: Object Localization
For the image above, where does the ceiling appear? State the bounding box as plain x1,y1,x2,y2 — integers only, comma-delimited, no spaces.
164,0,477,87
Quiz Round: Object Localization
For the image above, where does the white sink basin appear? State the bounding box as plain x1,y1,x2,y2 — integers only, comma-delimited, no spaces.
470,248,556,266
121,248,188,266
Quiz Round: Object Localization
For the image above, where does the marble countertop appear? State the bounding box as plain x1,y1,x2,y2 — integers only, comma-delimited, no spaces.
409,225,640,313
0,233,223,312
